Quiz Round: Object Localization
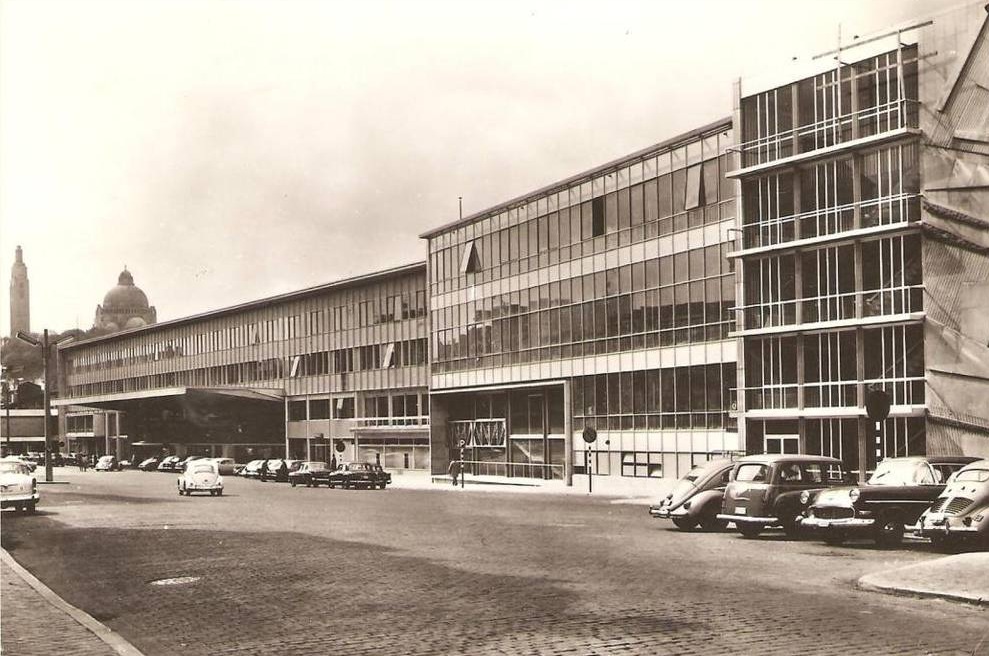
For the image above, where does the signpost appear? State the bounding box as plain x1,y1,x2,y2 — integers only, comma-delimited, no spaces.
458,439,466,489
582,427,597,494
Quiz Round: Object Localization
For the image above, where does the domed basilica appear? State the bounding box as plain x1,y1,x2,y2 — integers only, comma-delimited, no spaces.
94,268,157,331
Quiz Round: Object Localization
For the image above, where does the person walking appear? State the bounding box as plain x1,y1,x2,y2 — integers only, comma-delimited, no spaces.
259,459,269,482
447,458,461,487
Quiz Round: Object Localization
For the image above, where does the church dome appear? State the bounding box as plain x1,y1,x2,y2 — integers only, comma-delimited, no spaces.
102,268,150,311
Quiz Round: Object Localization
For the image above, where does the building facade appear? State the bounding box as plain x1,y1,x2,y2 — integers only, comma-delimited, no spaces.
9,245,30,337
422,119,739,492
731,3,989,477
56,263,430,468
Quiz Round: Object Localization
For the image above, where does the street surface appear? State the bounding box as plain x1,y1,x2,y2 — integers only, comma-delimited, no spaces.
2,470,987,656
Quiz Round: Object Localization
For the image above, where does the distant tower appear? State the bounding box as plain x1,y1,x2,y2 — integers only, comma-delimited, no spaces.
9,245,30,337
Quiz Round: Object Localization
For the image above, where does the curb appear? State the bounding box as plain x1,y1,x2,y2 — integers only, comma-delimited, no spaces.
0,549,146,656
857,574,989,607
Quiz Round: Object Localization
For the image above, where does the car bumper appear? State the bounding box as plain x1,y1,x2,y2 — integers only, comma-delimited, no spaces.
2,492,40,507
912,514,984,537
717,514,778,525
182,484,223,491
649,506,688,519
800,516,875,530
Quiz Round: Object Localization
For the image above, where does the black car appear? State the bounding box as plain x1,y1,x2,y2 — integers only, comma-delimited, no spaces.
800,456,980,546
261,459,301,482
156,456,183,472
138,457,161,471
288,462,333,487
327,462,391,489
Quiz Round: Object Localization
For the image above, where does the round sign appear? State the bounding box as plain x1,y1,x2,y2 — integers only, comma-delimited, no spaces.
333,440,346,453
582,426,598,444
865,389,891,422
458,439,466,448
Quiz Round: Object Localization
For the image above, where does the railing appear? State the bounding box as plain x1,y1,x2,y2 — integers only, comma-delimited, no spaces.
737,98,918,167
448,418,507,447
353,415,429,428
740,375,925,411
737,285,924,330
739,193,920,250
458,459,565,480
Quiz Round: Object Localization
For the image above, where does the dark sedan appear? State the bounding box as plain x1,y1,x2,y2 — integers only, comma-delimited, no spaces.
327,462,391,490
289,462,333,487
800,456,979,546
649,459,734,531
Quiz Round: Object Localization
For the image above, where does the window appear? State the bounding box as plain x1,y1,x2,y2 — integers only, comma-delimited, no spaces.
382,342,395,368
591,198,605,237
334,396,355,419
684,165,703,210
289,401,307,421
460,241,480,274
309,398,330,420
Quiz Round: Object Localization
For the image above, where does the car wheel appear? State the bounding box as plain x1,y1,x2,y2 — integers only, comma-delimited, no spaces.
25,501,35,514
737,523,763,539
671,517,697,531
823,530,845,546
698,512,728,532
328,482,335,489
874,514,904,547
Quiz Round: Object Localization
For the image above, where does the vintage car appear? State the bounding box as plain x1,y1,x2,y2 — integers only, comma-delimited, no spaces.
95,455,120,471
718,454,846,538
0,459,39,513
176,456,206,473
177,460,224,496
207,458,240,476
2,455,37,473
138,456,161,471
260,459,301,482
915,459,989,550
649,459,734,531
240,459,265,478
289,462,333,487
800,455,979,547
327,462,391,489
157,456,183,472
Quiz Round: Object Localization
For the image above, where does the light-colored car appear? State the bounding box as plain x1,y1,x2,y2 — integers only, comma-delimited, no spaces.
241,459,264,478
2,455,37,473
649,459,734,531
177,460,224,496
95,455,120,471
914,459,989,551
208,457,240,476
0,459,39,513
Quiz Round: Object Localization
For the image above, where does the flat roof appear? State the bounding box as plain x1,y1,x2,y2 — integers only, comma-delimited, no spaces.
419,116,732,240
62,261,426,351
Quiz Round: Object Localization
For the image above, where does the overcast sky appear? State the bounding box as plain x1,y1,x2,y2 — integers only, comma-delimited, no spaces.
0,0,958,334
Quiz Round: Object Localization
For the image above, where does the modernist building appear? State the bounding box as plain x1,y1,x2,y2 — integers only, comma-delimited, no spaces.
94,268,158,331
9,245,30,337
56,263,430,469
731,2,989,476
421,119,739,491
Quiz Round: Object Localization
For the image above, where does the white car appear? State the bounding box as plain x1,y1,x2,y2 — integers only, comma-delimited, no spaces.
207,457,240,475
177,460,224,496
0,459,39,513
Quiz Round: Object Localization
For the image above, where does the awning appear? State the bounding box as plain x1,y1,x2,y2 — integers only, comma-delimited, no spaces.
131,441,164,447
54,386,285,409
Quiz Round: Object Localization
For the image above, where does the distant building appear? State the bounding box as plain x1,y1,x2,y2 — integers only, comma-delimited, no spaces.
9,246,30,337
93,268,157,331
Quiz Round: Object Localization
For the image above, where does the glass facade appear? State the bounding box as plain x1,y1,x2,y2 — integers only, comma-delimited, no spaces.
425,121,740,483
735,42,928,475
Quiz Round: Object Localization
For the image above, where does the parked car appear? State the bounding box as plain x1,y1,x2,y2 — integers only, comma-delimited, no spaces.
801,456,980,547
177,459,223,496
649,459,734,531
0,459,39,513
176,456,206,473
207,458,240,476
289,462,333,487
2,455,37,473
138,456,161,471
260,459,301,482
157,456,182,472
240,459,265,478
94,455,120,472
327,462,391,489
915,459,989,551
718,455,846,538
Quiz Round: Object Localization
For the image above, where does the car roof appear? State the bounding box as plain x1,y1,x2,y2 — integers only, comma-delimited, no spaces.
879,456,981,465
958,459,989,470
734,454,843,464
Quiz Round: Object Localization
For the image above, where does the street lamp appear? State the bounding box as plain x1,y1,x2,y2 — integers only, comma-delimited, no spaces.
15,330,73,483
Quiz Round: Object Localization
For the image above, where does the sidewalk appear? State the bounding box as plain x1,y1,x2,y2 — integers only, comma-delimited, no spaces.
859,552,989,606
0,549,143,656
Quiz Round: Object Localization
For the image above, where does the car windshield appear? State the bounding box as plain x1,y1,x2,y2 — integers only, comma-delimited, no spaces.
0,461,30,475
955,468,989,483
349,464,371,471
191,464,215,474
98,457,114,463
735,464,769,482
869,460,934,486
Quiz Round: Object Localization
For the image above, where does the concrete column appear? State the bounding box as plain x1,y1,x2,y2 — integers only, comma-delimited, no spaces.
563,380,572,487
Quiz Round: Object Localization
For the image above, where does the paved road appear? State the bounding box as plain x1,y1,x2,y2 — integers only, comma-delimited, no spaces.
2,470,987,655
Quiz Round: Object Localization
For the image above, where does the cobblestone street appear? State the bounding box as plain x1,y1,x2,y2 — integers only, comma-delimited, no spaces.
2,471,987,655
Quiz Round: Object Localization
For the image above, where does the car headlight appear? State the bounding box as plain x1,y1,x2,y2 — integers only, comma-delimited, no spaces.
799,490,809,505
682,501,691,510
973,513,984,523
848,488,860,502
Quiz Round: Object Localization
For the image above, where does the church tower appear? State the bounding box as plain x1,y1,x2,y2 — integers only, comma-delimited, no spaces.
9,245,30,337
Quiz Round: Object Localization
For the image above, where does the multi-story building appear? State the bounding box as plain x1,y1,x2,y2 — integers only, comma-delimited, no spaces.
422,119,739,492
55,263,430,469
731,2,989,477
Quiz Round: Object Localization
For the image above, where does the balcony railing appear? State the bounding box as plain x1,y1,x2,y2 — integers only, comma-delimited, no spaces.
353,415,429,428
738,285,924,331
458,459,565,480
740,375,925,412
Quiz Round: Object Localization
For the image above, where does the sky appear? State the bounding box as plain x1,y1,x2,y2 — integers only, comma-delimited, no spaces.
0,0,962,335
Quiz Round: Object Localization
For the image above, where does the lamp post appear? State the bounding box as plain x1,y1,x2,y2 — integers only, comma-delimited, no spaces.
16,330,73,483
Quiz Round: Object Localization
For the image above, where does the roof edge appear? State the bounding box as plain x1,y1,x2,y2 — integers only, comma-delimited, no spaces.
418,116,732,240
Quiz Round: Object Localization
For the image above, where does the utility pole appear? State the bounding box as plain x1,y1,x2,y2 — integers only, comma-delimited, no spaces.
16,330,73,483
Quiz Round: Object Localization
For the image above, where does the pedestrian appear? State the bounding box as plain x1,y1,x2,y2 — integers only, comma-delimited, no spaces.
447,458,461,486
77,453,86,472
277,460,289,482
259,459,269,482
